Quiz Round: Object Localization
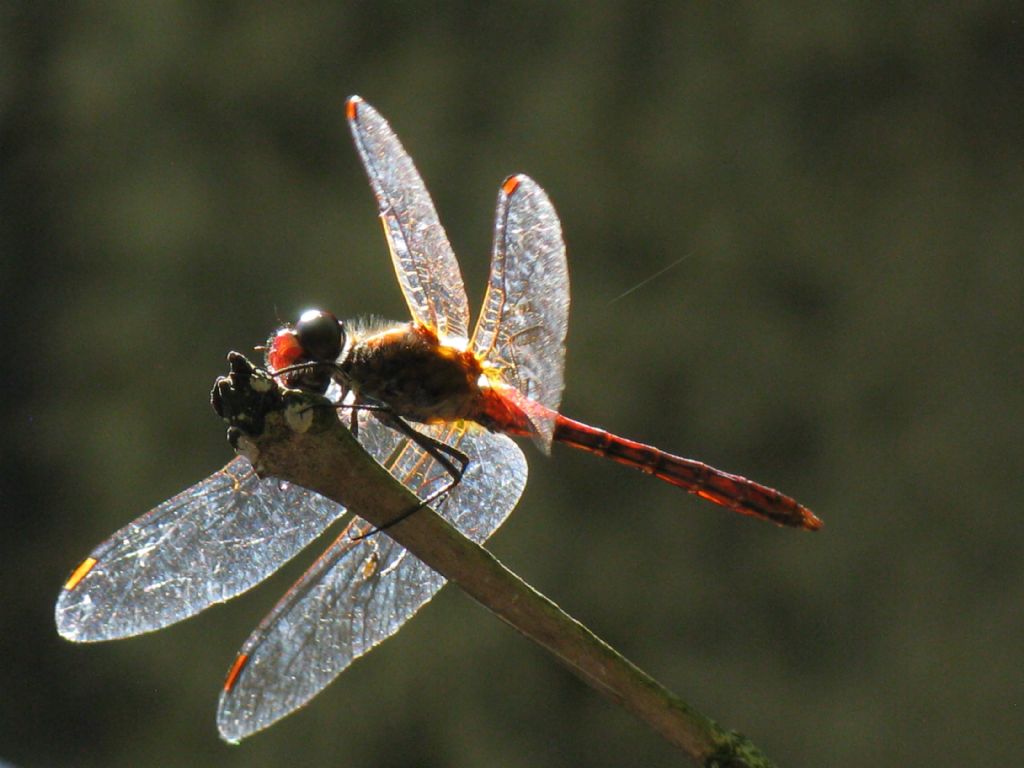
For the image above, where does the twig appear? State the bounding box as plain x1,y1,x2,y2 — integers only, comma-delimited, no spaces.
212,353,778,767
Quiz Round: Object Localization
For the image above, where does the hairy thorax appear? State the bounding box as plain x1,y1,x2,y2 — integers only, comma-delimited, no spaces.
341,323,487,424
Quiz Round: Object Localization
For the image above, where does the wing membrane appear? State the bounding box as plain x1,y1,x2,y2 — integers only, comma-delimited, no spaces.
347,96,470,341
472,175,569,450
55,456,348,642
55,398,406,643
217,419,528,742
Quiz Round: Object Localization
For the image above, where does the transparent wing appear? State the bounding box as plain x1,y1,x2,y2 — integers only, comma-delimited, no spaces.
55,392,406,644
347,96,470,341
472,175,569,450
217,419,528,742
55,456,348,642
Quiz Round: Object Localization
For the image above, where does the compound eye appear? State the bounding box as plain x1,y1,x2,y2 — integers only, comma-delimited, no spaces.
295,309,344,362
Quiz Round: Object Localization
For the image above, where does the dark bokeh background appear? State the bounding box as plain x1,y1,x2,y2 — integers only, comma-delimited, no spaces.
2,3,1021,766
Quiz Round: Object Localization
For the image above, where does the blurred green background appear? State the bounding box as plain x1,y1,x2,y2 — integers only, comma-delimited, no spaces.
2,3,1021,766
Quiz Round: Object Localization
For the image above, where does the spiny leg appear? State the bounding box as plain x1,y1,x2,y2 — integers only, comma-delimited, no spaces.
350,405,470,539
263,361,471,536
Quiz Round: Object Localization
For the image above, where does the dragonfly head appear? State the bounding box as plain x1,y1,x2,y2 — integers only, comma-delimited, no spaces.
266,309,345,393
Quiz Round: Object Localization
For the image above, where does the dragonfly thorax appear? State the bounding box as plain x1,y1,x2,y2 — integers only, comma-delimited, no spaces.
343,322,489,425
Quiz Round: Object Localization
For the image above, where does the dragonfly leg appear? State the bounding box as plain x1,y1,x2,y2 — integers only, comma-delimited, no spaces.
266,360,342,395
334,388,360,437
333,398,389,439
351,407,470,540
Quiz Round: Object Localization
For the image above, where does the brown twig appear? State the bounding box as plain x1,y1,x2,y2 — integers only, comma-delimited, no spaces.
213,353,778,767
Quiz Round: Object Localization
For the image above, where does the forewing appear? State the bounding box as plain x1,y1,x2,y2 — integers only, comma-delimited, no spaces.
55,457,347,642
217,421,528,742
347,96,470,340
471,175,569,451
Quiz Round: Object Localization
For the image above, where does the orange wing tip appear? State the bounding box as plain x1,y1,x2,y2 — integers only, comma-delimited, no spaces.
64,557,97,590
346,95,363,121
224,653,250,692
502,174,523,196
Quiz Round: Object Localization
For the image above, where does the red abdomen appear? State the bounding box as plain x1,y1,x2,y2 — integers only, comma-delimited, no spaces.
473,386,820,530
552,415,821,530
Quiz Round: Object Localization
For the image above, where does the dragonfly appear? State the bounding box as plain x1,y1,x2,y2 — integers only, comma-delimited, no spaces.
56,95,820,743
